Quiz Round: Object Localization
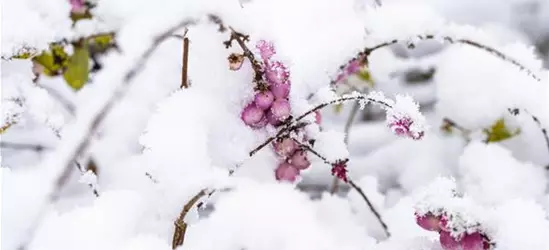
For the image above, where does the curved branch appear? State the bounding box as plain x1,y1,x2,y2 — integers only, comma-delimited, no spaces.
348,179,391,238
292,139,391,238
335,35,542,84
16,17,199,250
172,189,207,249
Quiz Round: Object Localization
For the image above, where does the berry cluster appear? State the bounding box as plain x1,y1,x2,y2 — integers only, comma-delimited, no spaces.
240,40,292,128
415,212,491,250
240,40,321,183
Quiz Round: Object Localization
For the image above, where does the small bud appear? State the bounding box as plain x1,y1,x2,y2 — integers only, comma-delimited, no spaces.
228,53,245,71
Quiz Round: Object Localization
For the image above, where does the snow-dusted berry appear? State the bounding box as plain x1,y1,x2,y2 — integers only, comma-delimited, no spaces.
289,150,310,170
273,138,298,158
265,61,290,86
241,104,265,127
275,162,300,182
415,212,441,232
255,91,275,110
266,109,282,126
440,231,461,250
270,99,291,121
461,232,486,250
270,83,290,99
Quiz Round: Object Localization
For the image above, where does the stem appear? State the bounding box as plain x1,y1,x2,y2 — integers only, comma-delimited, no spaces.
293,139,390,238
337,35,542,83
331,102,360,194
172,189,208,249
74,161,99,197
348,179,391,238
223,27,267,90
250,94,392,158
0,141,50,151
508,108,549,168
16,17,198,250
181,37,190,88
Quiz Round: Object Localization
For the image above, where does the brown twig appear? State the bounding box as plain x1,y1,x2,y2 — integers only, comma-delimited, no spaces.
181,37,190,88
16,17,198,250
172,189,207,249
223,27,267,91
291,138,390,238
348,179,391,238
75,161,100,197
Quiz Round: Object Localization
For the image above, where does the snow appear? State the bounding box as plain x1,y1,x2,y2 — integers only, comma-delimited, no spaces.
3,0,549,250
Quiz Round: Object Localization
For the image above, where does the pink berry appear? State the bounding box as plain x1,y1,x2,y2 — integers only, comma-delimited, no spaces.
439,215,449,231
270,99,291,121
415,213,441,232
254,91,274,110
273,138,297,158
314,111,322,124
290,150,310,170
275,162,300,182
250,116,268,129
270,83,290,99
440,231,461,250
461,232,485,250
266,109,282,126
241,104,265,127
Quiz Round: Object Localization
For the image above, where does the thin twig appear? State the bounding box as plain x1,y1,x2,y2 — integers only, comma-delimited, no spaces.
348,179,391,238
223,27,267,90
36,84,76,116
181,37,190,89
74,161,99,197
335,35,541,84
0,141,50,152
331,101,361,194
249,95,392,157
292,139,390,238
508,108,549,169
172,189,208,249
16,17,198,250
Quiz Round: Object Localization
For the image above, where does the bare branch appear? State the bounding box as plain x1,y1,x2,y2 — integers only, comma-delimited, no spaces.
334,35,542,85
181,36,190,89
16,17,198,250
0,141,51,152
348,179,391,238
292,139,391,238
508,108,549,168
172,189,207,249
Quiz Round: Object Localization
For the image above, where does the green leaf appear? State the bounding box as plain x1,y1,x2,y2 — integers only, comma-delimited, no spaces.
32,44,69,76
33,52,61,76
63,42,90,90
333,103,344,114
357,69,375,88
90,34,114,52
483,118,520,143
